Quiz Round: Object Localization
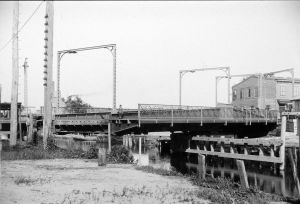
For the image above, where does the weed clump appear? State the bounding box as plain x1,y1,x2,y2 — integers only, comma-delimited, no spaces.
107,145,134,164
135,166,287,204
135,166,182,176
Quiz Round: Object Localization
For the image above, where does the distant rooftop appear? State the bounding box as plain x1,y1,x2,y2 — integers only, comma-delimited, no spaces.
232,75,300,88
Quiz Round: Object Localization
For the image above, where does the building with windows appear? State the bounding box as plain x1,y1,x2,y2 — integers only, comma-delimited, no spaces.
232,75,300,110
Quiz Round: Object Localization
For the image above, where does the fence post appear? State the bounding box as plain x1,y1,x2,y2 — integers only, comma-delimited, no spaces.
236,160,249,188
280,116,287,171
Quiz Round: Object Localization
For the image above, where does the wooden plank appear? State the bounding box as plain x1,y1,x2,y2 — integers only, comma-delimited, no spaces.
185,149,282,163
186,162,283,182
192,136,283,147
282,112,300,117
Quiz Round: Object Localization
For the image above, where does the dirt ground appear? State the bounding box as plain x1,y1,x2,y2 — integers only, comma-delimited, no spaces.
0,159,209,204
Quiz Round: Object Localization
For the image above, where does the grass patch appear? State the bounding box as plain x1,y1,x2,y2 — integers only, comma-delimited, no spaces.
1,137,95,160
61,185,206,204
135,165,183,176
14,176,49,186
135,166,292,204
1,138,134,164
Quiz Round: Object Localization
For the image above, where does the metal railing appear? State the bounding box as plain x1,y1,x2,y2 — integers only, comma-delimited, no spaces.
54,107,112,115
137,104,278,126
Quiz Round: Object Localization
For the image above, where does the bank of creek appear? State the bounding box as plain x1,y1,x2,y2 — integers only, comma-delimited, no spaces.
1,134,299,204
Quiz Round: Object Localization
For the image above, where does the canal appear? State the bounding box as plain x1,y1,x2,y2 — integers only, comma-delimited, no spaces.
127,136,300,199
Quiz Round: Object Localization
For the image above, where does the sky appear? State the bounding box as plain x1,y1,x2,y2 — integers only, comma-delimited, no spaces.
0,1,299,110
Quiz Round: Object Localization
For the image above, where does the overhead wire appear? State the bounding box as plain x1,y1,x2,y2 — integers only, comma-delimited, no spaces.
0,1,45,55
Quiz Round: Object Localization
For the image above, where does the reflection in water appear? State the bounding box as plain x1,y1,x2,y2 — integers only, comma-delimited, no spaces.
126,138,300,198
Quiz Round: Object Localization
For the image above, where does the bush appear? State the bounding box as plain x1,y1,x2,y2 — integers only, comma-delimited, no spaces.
107,145,134,163
84,146,98,159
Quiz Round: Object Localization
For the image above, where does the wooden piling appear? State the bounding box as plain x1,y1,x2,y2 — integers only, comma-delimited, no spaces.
287,149,300,195
259,144,264,156
139,136,142,155
198,154,206,179
107,122,111,153
236,159,249,188
220,136,225,153
298,118,300,160
280,116,287,171
138,136,142,165
27,114,33,143
98,148,106,166
0,138,2,175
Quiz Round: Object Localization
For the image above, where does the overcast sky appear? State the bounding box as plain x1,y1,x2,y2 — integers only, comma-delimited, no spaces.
0,1,299,110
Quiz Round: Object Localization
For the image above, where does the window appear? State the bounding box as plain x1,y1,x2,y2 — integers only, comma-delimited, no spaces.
248,88,251,98
294,86,300,97
240,89,243,99
233,89,237,101
280,86,286,96
254,87,258,97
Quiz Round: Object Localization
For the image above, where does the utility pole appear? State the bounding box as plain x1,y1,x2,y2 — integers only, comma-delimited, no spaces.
10,1,19,146
112,45,117,111
43,1,54,149
23,58,28,109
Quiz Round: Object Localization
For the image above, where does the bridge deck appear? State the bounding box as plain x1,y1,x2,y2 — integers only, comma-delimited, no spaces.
54,104,278,136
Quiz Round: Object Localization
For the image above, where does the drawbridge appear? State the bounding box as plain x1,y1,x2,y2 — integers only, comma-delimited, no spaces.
54,104,278,138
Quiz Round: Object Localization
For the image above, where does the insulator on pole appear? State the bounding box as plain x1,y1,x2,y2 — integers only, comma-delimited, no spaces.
44,14,48,18
44,37,48,41
43,64,47,68
44,52,48,55
44,29,48,33
44,22,48,26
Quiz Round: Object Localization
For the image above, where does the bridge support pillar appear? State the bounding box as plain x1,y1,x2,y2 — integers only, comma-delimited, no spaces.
128,136,133,148
138,136,142,165
198,154,206,179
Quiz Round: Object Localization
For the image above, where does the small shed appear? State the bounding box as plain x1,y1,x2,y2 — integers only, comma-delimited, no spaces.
292,98,300,112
